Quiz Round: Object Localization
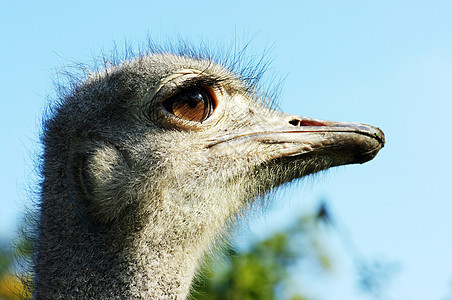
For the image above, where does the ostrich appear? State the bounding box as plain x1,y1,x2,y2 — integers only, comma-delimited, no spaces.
34,48,385,299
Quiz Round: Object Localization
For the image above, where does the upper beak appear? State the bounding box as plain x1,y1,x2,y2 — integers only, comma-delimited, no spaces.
207,112,385,166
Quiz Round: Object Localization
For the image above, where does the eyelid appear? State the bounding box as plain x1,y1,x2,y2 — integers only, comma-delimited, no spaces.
148,69,217,102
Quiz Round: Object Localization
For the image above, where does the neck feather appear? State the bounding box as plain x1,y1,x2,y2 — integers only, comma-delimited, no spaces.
34,189,225,299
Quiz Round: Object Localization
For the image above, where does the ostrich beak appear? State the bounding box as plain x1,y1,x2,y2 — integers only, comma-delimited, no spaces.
208,112,385,166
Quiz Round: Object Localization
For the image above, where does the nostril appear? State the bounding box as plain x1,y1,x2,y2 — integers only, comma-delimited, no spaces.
289,118,326,127
289,119,301,126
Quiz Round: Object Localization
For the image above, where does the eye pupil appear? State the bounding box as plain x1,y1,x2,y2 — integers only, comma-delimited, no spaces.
162,87,214,123
187,97,199,108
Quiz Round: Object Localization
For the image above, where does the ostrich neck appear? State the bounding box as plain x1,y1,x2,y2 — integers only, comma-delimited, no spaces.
34,188,213,299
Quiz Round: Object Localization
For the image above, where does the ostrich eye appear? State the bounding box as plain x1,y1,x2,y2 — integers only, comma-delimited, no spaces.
162,87,214,122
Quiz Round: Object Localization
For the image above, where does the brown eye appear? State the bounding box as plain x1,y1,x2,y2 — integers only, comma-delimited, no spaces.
162,87,214,122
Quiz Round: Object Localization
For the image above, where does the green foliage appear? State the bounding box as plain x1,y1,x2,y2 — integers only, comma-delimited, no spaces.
0,218,35,300
0,244,12,277
191,213,332,300
0,242,27,300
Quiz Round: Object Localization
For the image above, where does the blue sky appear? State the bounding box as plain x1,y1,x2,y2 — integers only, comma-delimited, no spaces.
1,1,452,299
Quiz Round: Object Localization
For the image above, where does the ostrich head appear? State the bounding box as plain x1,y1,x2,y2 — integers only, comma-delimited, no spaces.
35,50,384,299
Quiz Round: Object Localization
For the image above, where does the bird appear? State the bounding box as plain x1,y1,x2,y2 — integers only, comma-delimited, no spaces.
33,47,385,299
